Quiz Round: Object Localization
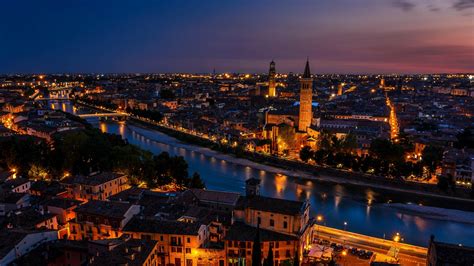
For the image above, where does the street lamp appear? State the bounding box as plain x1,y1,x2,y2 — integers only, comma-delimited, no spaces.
317,215,323,222
343,221,348,231
393,232,401,243
341,250,347,266
393,232,401,260
316,215,324,239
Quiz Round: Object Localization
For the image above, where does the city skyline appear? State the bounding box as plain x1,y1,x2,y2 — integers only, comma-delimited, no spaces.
1,0,473,74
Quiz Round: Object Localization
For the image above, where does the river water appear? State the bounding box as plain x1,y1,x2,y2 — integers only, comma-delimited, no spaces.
52,101,474,247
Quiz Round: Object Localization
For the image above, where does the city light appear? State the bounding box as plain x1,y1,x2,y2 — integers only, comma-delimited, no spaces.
317,215,323,222
393,232,401,242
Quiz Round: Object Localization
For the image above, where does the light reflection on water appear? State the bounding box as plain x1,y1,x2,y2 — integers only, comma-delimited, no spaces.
49,102,474,247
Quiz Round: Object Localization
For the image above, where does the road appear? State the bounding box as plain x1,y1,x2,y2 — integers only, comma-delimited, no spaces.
386,95,399,140
313,225,427,266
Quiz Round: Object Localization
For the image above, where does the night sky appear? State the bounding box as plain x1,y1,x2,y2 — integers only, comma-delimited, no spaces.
1,0,473,74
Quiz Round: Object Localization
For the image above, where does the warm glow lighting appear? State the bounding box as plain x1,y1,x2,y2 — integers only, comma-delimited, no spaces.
342,250,347,256
393,232,401,242
317,215,323,222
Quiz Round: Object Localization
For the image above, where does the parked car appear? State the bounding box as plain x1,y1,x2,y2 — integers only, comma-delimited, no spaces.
350,247,358,255
362,251,374,260
357,250,367,258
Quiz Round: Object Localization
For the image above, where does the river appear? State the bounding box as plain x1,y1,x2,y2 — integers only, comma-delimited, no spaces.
51,101,474,247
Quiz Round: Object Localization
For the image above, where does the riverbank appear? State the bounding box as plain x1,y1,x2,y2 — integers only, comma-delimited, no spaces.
127,119,474,209
73,100,474,207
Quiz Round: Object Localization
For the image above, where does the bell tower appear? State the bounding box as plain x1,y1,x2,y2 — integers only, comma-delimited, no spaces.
298,60,313,132
268,60,276,97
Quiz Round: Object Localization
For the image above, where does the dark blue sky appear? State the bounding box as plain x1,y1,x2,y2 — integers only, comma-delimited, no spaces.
1,0,473,74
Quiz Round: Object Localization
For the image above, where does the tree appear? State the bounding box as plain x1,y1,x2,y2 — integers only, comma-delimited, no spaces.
266,244,274,266
160,89,175,99
127,108,163,122
252,225,262,266
455,128,474,149
313,149,328,165
317,130,333,151
437,175,449,192
341,132,358,153
0,136,50,177
234,144,246,158
189,172,205,189
28,164,49,180
369,138,404,162
277,124,296,154
299,146,313,162
421,145,443,177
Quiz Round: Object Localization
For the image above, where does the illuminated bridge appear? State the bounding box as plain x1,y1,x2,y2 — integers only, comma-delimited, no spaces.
78,113,129,118
34,97,70,101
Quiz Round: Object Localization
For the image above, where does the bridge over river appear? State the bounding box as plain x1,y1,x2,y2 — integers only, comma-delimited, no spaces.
78,112,129,118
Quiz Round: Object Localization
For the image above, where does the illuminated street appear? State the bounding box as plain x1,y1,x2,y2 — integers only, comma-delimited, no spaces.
312,225,427,266
386,95,399,140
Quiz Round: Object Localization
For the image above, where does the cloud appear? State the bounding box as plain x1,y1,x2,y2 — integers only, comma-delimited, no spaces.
391,0,416,11
453,0,474,11
428,4,440,12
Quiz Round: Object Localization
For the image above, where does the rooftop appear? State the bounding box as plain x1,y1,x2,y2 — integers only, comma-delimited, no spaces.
235,195,307,216
90,238,157,266
431,239,474,265
42,197,84,210
187,188,240,206
124,217,201,235
61,172,125,186
75,200,133,219
225,222,298,242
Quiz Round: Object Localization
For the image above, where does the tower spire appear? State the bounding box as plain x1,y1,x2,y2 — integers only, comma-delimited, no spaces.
303,59,311,78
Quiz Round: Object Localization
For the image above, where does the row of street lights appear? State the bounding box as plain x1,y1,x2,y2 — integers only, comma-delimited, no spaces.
314,214,404,261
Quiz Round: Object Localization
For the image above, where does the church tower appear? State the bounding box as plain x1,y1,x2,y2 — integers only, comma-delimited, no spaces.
268,60,276,97
298,60,313,132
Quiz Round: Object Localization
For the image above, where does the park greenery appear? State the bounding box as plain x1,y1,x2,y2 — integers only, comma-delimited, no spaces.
0,128,205,189
299,131,443,180
125,107,164,122
159,88,175,99
299,130,474,198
